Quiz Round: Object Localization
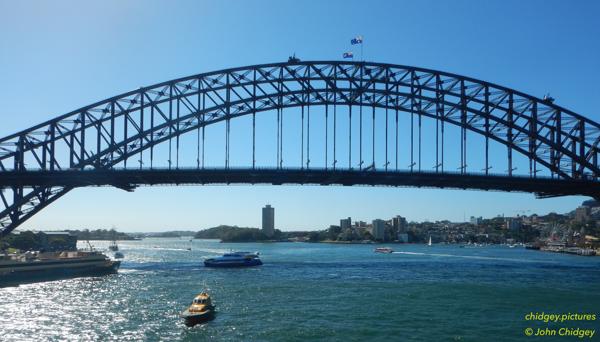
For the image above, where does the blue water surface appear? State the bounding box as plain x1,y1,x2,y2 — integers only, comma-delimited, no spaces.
1,238,599,341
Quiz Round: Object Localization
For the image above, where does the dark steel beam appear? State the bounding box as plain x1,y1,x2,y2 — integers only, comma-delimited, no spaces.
0,168,598,200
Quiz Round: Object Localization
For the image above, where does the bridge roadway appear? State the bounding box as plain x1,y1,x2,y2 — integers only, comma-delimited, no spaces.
1,168,598,199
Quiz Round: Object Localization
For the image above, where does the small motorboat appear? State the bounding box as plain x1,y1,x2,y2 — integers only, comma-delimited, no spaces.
114,251,124,259
374,247,394,254
108,240,119,252
181,292,215,327
204,251,262,267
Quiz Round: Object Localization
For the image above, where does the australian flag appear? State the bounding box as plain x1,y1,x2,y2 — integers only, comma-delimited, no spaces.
343,52,354,59
351,35,363,45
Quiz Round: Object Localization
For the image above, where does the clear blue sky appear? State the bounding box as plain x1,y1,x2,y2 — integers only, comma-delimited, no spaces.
1,0,599,232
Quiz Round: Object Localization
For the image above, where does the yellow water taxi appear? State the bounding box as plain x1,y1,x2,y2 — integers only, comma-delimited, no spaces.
180,292,215,326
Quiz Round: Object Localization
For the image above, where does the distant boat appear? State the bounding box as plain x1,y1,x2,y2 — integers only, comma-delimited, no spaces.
114,251,124,259
428,236,432,246
374,247,394,254
108,240,119,252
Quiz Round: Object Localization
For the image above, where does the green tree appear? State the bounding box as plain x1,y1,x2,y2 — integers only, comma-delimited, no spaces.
308,231,321,242
9,231,40,251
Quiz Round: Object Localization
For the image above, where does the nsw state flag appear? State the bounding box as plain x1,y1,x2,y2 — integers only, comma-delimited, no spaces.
351,35,363,45
343,52,354,59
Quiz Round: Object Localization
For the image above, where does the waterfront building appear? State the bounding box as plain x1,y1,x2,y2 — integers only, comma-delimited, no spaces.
372,219,386,241
505,217,522,230
40,231,77,251
392,215,408,232
262,205,275,237
340,217,352,230
574,206,591,223
354,220,367,228
10,231,77,252
470,216,483,226
522,214,538,224
397,233,409,243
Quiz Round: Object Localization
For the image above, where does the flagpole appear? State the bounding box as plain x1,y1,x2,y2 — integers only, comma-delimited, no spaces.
361,37,364,61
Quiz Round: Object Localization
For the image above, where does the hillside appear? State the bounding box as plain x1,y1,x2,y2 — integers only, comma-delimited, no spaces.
194,225,279,242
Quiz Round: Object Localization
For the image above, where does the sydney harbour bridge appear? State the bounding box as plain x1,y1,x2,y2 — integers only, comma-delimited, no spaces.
1,60,600,237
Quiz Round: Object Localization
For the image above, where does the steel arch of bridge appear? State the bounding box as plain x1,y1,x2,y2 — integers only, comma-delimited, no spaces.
1,60,600,237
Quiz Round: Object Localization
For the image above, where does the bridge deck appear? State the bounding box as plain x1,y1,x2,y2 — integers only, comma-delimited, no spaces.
1,168,599,199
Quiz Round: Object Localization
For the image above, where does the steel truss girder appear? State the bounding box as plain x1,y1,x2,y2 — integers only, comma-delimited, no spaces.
2,168,598,199
1,61,599,237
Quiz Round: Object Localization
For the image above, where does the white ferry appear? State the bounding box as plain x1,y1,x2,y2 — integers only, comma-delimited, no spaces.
0,250,120,286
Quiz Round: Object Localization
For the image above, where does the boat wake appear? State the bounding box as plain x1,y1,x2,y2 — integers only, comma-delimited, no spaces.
144,247,192,251
391,251,555,264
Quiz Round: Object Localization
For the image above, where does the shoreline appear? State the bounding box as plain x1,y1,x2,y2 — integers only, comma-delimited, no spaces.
191,238,600,256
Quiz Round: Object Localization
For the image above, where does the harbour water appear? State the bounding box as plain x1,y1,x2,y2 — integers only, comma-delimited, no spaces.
1,238,599,341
